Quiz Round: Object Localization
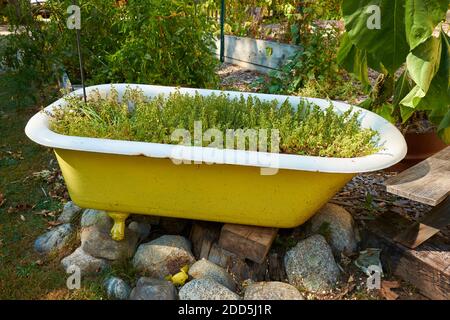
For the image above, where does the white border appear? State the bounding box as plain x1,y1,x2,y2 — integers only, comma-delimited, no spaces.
25,84,407,173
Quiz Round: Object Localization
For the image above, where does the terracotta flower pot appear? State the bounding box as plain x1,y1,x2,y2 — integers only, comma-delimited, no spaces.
386,130,448,172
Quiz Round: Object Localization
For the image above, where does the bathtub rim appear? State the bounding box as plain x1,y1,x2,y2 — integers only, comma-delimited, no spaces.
25,83,407,174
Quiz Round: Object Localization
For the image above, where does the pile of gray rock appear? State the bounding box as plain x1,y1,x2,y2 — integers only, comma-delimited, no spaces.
284,203,360,293
33,201,359,299
34,201,80,254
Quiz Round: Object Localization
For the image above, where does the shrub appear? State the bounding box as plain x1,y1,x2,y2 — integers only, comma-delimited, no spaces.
49,87,381,158
93,0,218,87
0,1,63,107
257,25,362,101
204,0,341,43
0,0,218,108
255,1,363,102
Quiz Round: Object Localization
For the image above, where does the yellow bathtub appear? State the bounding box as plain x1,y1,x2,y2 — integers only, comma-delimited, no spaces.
25,84,407,241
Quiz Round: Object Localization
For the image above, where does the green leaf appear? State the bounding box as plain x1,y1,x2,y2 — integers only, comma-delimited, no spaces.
392,69,413,106
342,0,410,74
337,33,369,86
358,97,373,110
269,84,281,93
406,35,441,92
416,31,450,113
405,0,448,50
377,103,396,123
337,33,353,66
437,110,450,144
401,31,450,124
370,73,394,107
366,52,384,72
400,104,417,122
400,84,426,108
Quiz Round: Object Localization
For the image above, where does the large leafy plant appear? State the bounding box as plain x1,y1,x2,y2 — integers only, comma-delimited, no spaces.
338,0,449,142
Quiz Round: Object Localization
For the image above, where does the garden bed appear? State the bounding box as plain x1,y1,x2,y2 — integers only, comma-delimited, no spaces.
47,86,381,158
213,35,301,74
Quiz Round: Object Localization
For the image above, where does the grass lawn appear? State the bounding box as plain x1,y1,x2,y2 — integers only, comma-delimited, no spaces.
0,96,108,299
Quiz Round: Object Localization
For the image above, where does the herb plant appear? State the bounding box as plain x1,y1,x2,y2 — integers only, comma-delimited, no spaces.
49,88,380,158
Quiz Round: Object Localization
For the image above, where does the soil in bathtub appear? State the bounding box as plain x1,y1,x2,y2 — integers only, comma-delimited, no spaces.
49,88,381,158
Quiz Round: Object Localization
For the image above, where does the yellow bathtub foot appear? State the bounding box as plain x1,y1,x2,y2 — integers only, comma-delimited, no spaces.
108,212,130,241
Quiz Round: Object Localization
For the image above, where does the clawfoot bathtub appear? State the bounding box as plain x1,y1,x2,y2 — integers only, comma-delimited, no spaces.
25,84,407,241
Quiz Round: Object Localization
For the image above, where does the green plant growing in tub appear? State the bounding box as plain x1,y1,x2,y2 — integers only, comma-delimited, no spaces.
49,88,381,158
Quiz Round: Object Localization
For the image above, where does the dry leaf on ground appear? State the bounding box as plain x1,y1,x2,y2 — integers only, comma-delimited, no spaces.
47,220,63,227
380,280,400,300
0,193,5,207
7,203,32,214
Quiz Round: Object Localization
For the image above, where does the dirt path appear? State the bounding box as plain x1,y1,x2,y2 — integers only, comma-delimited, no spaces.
218,62,264,92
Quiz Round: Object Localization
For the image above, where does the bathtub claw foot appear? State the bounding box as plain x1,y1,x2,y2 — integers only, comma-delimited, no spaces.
108,212,130,241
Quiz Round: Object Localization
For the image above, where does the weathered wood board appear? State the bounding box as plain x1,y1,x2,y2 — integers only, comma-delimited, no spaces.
218,223,278,264
394,196,450,248
208,242,254,283
189,221,221,260
268,252,286,282
213,35,301,74
361,212,450,300
384,147,450,206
